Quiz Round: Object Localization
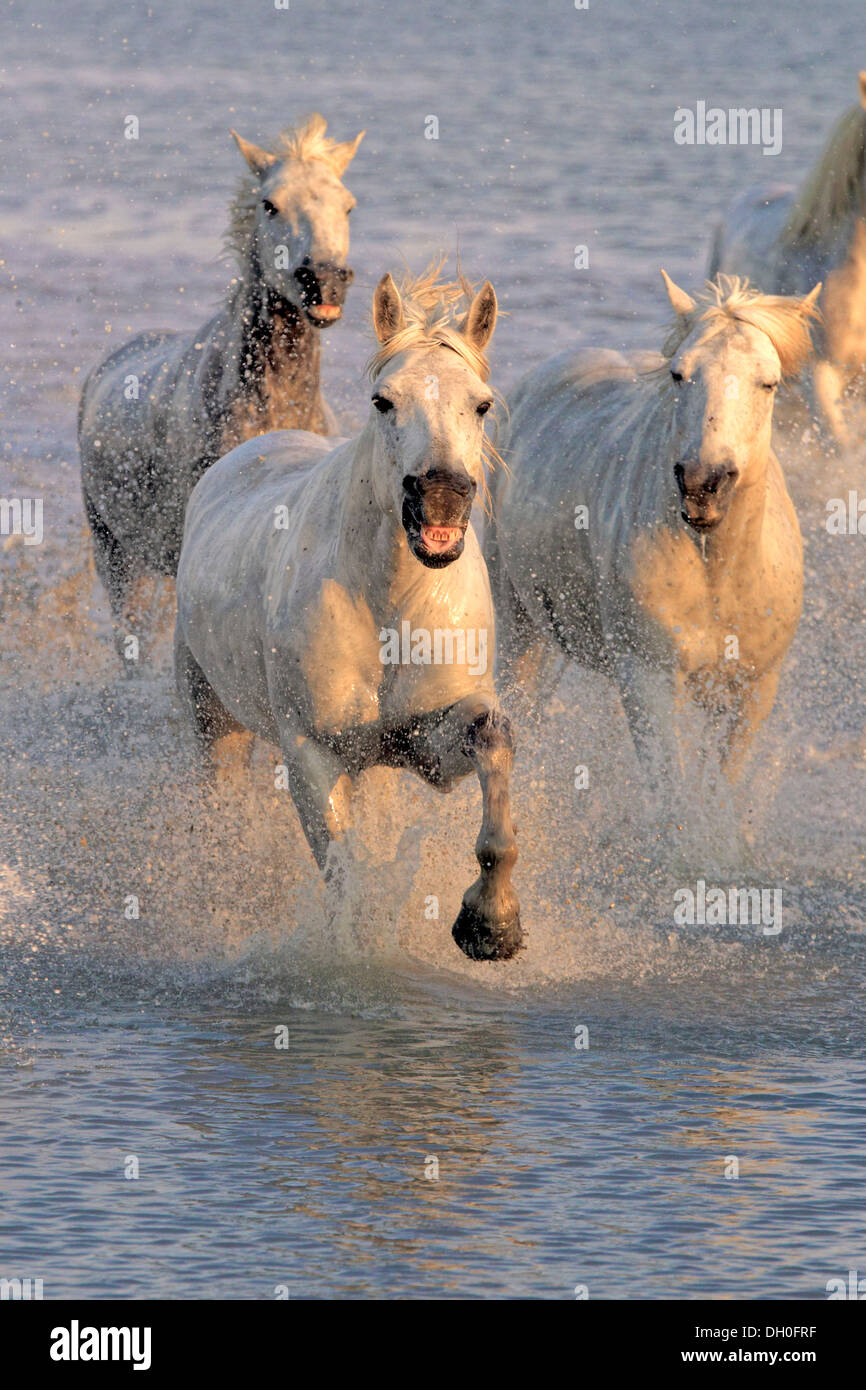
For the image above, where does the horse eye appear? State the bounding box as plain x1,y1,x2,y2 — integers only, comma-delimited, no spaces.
762,381,778,392
476,400,492,416
670,369,684,384
262,199,279,217
372,394,394,414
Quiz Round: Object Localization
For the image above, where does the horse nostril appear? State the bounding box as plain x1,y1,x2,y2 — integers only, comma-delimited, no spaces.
674,463,686,493
702,466,738,495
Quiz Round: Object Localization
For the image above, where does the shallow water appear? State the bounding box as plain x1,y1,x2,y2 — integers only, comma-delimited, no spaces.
1,0,865,1298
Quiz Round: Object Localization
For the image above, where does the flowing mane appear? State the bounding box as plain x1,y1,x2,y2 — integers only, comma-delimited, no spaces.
227,113,354,265
662,275,819,378
367,260,492,382
780,102,866,247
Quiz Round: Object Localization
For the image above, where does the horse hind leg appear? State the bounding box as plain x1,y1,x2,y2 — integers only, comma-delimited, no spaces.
83,490,137,666
451,705,522,962
174,629,254,780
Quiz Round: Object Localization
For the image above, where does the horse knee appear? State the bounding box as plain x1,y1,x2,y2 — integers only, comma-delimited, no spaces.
463,707,515,767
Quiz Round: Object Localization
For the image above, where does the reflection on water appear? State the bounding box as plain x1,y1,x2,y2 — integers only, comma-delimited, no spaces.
1,955,864,1298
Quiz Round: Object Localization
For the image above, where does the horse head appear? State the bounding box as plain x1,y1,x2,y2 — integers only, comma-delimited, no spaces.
661,269,821,531
365,268,497,568
230,114,364,325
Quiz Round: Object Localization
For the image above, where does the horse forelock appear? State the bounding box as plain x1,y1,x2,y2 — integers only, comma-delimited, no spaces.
662,277,818,379
363,261,504,515
366,263,491,383
779,103,866,247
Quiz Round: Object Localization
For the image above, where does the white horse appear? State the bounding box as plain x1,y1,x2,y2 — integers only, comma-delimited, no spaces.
175,266,523,962
486,272,820,813
79,114,363,657
709,73,866,444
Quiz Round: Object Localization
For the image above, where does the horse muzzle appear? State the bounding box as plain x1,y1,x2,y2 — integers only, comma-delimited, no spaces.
675,461,738,531
402,468,477,568
293,259,354,325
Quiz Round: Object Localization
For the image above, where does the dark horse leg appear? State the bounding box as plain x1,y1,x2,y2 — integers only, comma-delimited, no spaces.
174,628,254,777
83,490,133,647
451,703,522,961
84,488,176,673
386,696,522,962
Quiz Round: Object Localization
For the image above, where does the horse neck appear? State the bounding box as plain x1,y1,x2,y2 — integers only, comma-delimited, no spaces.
335,424,425,612
225,254,321,417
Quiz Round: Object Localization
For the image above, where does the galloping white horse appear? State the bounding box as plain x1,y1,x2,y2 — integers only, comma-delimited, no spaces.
486,272,820,811
80,114,364,655
709,73,866,444
175,266,522,962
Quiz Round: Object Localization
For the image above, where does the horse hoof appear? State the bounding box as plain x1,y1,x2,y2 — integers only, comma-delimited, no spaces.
452,902,523,962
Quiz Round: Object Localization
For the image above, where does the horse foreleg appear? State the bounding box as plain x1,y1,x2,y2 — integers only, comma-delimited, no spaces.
812,360,850,448
174,628,255,781
720,666,782,784
446,702,522,962
278,733,355,877
615,655,683,821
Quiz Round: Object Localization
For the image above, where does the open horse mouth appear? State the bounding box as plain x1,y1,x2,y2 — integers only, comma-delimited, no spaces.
404,518,468,568
306,303,343,325
294,261,354,327
402,469,476,569
675,462,736,532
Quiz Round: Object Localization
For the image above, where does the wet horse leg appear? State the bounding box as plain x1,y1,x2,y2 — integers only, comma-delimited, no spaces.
174,628,255,780
812,359,849,448
719,665,782,784
83,490,137,668
615,654,684,823
424,698,522,961
277,731,355,879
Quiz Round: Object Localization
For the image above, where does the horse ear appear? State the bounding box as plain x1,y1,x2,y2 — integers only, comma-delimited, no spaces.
332,130,366,176
230,130,276,176
660,269,696,317
799,282,823,315
372,273,406,343
463,281,498,351
859,72,866,108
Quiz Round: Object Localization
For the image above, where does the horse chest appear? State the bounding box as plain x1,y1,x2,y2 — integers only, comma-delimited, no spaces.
630,534,789,677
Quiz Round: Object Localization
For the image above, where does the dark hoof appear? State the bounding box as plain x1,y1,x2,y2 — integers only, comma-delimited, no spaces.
452,902,523,962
